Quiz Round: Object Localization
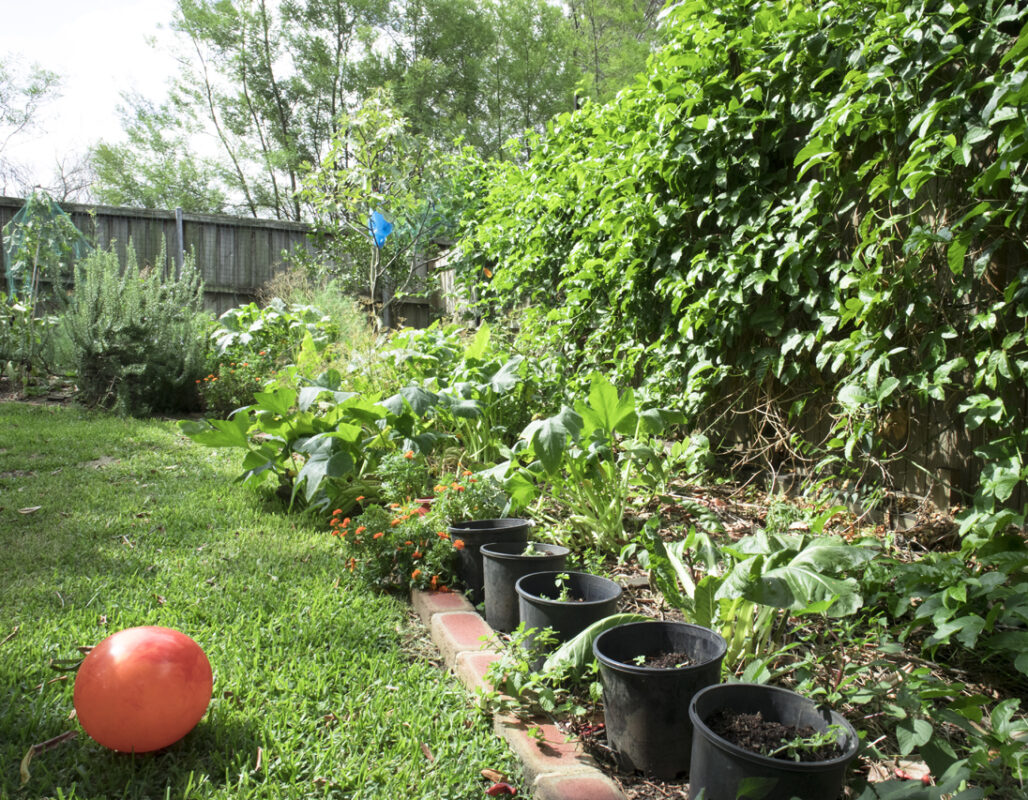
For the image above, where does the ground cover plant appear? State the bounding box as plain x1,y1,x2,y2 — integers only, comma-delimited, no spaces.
0,402,520,799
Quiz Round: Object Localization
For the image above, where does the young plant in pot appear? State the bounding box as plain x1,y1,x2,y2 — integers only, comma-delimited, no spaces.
515,570,622,664
687,682,860,800
592,620,728,780
480,541,571,632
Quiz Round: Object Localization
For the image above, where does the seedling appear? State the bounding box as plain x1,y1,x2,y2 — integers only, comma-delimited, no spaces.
521,542,546,556
764,723,844,762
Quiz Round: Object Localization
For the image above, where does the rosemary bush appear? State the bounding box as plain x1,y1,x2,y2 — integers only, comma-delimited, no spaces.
63,247,208,415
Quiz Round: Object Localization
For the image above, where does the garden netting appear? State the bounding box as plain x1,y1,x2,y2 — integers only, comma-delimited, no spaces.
3,193,92,301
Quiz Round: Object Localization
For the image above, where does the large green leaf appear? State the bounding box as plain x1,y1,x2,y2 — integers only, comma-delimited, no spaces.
542,613,650,674
382,385,439,416
178,414,251,448
487,355,524,394
520,406,583,474
577,373,637,436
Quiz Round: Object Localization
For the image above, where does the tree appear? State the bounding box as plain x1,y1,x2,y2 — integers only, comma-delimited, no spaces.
0,55,61,195
299,90,450,326
89,95,228,212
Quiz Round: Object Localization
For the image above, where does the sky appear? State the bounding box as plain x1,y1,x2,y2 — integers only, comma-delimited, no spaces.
0,0,180,191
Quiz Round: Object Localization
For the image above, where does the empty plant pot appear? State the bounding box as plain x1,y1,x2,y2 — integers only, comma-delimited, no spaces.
447,518,531,605
593,621,727,780
515,571,622,661
481,541,571,633
688,682,860,800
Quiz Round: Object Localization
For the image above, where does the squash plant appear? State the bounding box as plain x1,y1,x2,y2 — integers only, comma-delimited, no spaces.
179,369,430,513
507,373,705,551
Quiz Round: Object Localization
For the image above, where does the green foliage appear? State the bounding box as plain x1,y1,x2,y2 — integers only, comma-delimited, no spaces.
642,509,877,668
62,247,207,415
509,373,702,551
179,372,391,512
428,471,510,524
867,539,1028,676
211,297,338,359
379,449,432,503
456,0,1028,544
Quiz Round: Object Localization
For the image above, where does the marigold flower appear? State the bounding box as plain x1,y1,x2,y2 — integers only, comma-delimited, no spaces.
373,532,385,539
404,449,414,459
390,518,401,526
439,585,452,593
333,509,343,515
389,503,400,509
411,569,421,580
342,517,351,527
453,539,465,550
355,525,366,535
413,551,422,559
430,575,438,589
434,484,446,493
462,469,472,477
436,530,449,539
355,495,365,502
404,540,413,546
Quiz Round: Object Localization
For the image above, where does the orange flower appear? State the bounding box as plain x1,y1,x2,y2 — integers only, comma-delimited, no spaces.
404,540,413,546
430,575,438,589
436,530,449,539
433,484,446,493
453,539,465,550
413,551,422,559
389,503,400,509
462,469,472,477
342,517,351,527
333,509,343,515
355,525,366,535
439,585,452,593
404,450,414,459
355,495,365,501
390,518,401,526
411,569,421,580
373,532,385,539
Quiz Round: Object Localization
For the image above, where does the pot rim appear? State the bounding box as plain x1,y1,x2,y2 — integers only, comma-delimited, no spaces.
515,570,622,607
480,541,571,561
689,682,860,770
448,518,532,535
592,620,728,674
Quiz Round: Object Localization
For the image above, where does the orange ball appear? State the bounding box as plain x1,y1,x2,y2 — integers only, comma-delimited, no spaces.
73,626,213,753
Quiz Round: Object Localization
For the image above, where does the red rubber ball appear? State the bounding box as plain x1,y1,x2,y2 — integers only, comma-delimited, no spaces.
73,626,213,753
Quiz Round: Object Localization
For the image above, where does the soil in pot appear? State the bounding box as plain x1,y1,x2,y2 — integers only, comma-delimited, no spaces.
593,621,726,780
688,682,859,800
706,709,843,762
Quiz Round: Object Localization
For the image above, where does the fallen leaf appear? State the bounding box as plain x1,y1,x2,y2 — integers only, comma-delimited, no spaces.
17,506,42,515
485,783,517,797
420,742,434,763
481,769,506,783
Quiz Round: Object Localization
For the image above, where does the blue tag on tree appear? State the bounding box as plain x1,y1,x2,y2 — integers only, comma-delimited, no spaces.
368,210,393,248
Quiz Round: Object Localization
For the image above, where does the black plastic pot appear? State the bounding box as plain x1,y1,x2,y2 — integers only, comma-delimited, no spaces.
592,621,727,780
447,519,531,605
480,542,571,633
515,571,622,657
688,683,860,800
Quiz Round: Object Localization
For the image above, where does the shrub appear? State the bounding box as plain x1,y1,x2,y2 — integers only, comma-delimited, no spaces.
63,247,208,415
331,501,458,592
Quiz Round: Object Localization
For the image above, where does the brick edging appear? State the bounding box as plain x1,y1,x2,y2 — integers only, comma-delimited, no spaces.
411,589,628,800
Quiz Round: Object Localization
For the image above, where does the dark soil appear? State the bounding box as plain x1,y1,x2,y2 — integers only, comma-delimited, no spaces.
707,709,843,762
637,650,693,669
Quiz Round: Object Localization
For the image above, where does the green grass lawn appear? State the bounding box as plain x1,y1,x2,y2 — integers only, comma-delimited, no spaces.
0,403,518,799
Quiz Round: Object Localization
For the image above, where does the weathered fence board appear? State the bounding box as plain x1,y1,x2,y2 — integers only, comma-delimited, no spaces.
0,196,312,314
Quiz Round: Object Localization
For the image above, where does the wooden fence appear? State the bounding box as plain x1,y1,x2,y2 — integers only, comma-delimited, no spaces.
0,196,312,315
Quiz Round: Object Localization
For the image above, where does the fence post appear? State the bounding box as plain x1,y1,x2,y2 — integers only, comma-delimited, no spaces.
175,207,185,274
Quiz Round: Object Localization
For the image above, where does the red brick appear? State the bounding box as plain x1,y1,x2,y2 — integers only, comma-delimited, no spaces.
454,650,502,694
493,714,597,784
411,588,474,627
429,611,498,666
533,773,628,800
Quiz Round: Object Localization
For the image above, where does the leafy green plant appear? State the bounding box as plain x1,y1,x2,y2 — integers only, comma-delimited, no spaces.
379,449,432,503
509,373,703,552
426,471,510,525
867,539,1028,676
62,247,207,415
179,370,393,512
764,723,845,762
643,509,877,668
212,297,338,362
